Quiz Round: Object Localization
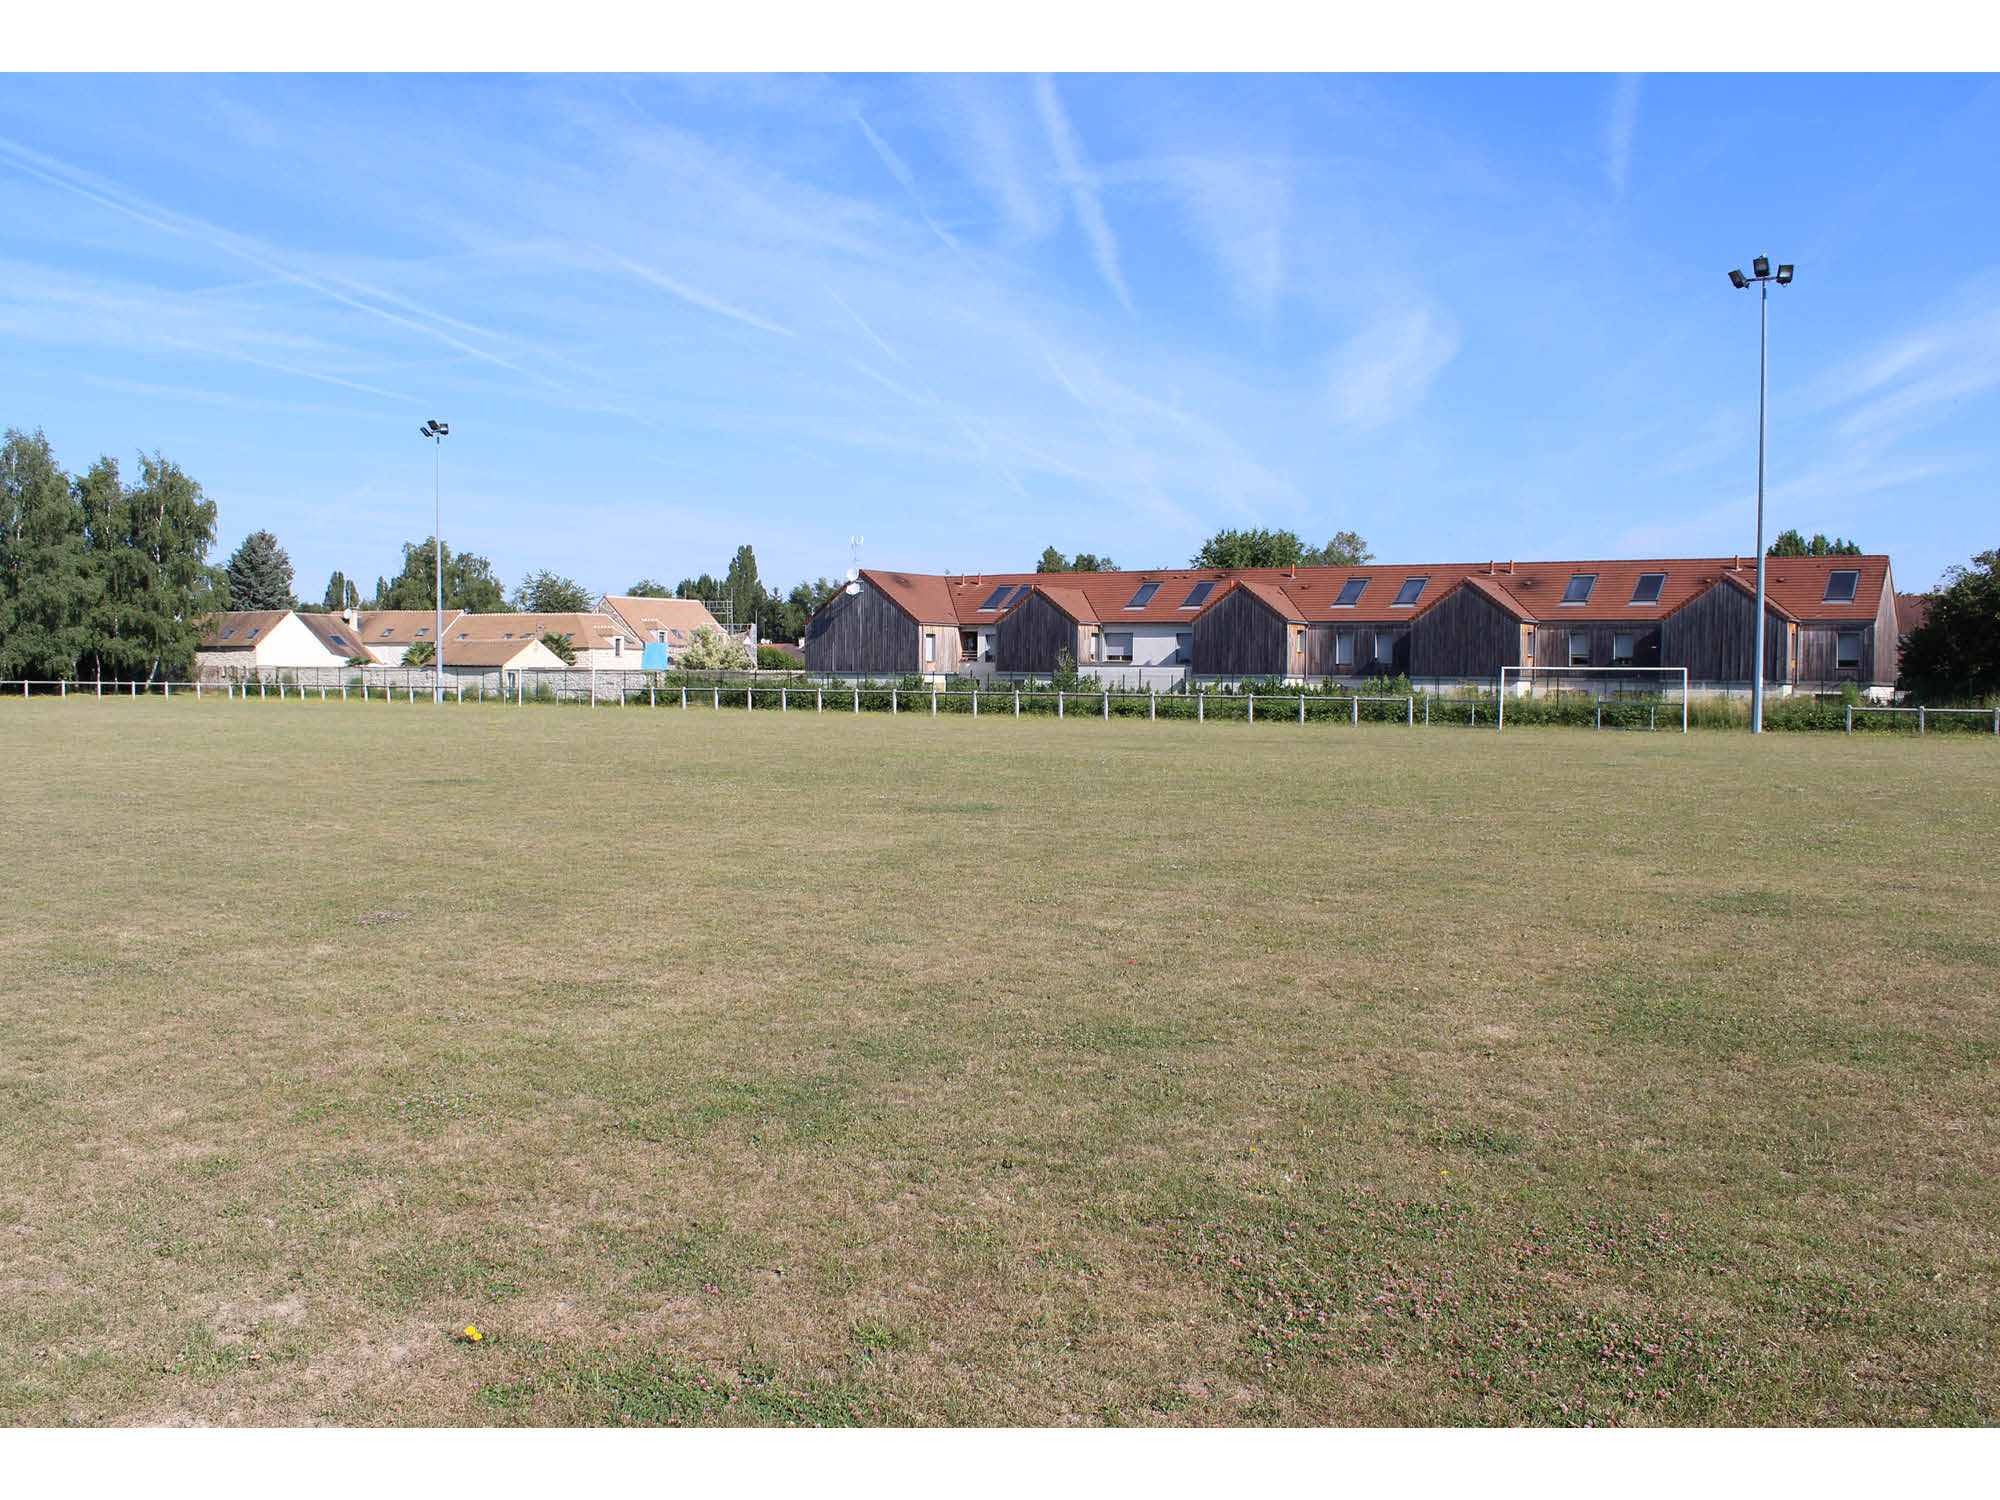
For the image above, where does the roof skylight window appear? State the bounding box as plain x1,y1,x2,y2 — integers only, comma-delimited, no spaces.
1334,578,1368,606
978,585,1013,610
1823,570,1859,603
1392,577,1428,607
1629,572,1666,605
1179,580,1217,609
1561,573,1598,605
1125,582,1160,608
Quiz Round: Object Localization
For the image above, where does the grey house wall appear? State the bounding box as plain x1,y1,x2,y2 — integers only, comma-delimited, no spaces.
1408,587,1523,679
1191,588,1289,677
1659,583,1789,683
802,584,917,674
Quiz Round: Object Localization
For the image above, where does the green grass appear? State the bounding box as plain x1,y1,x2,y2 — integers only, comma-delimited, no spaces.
1,698,1996,1426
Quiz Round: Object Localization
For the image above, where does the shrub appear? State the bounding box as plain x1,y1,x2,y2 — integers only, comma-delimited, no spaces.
680,626,755,671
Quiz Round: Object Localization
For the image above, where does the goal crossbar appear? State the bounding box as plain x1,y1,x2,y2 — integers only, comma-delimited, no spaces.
1497,666,1688,734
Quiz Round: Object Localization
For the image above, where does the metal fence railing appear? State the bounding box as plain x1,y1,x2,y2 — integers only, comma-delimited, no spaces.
6,675,1996,737
1847,704,2000,736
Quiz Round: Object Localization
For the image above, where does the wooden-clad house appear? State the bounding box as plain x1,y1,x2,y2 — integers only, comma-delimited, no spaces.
1660,556,1897,688
800,555,1905,691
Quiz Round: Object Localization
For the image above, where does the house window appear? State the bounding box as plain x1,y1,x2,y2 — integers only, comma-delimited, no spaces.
330,634,346,647
221,629,236,640
1612,633,1636,665
959,629,977,657
380,629,394,637
415,627,428,637
1561,574,1597,605
1836,632,1862,669
1334,632,1355,668
978,585,1013,611
1569,630,1591,666
246,628,260,639
1179,581,1216,609
1126,582,1160,609
1824,570,1860,604
1374,631,1395,665
1104,632,1134,663
612,637,623,657
1629,572,1666,605
924,632,936,664
1334,578,1367,606
1175,631,1193,663
1392,577,1428,607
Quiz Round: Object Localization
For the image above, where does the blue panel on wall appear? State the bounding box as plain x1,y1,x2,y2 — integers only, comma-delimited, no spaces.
640,641,671,670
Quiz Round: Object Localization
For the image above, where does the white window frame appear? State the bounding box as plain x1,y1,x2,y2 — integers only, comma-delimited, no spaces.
1103,631,1134,664
1334,631,1355,668
924,631,936,664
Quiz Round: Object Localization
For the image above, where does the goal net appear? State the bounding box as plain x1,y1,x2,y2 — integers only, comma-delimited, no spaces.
1496,665,1688,733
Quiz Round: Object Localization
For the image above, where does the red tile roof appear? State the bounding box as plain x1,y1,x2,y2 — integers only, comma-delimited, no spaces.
1894,591,1934,638
845,556,1894,630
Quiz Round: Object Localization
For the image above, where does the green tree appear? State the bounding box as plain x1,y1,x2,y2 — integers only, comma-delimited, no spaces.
1769,529,1863,558
1301,530,1373,566
722,545,762,637
1191,527,1307,569
1899,548,2000,692
376,537,506,614
773,577,837,642
224,529,295,611
678,624,754,670
1038,547,1117,572
0,428,94,680
538,631,577,665
321,570,359,612
674,572,725,614
77,452,224,683
512,570,593,613
401,639,436,667
626,578,675,597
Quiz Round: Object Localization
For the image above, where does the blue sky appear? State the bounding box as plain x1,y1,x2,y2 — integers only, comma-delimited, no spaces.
1,72,1995,600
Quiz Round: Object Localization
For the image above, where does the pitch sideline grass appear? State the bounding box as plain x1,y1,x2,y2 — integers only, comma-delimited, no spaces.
1,699,1995,1425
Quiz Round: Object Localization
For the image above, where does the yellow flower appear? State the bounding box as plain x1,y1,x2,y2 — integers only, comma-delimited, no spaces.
464,1325,482,1342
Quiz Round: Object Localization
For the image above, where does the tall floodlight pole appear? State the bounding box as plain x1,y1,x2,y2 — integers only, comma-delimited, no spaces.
420,420,450,702
1727,259,1793,733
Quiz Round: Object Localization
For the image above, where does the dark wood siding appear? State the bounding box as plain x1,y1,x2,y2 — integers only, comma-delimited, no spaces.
1305,621,1412,676
995,592,1084,674
1658,583,1788,682
1191,588,1288,677
1535,621,1665,670
1408,587,1523,679
801,583,917,674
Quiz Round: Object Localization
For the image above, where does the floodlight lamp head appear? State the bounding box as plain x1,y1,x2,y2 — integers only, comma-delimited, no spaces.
1728,269,1748,289
435,422,449,435
1775,264,1794,285
1753,256,1771,279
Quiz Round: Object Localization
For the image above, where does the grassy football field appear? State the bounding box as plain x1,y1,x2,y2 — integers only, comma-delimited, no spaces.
2,699,1995,1425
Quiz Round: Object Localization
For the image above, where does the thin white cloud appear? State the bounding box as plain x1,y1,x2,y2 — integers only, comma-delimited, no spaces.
602,249,795,337
1607,74,1642,198
1032,76,1133,314
926,76,1054,244
1151,153,1288,327
852,111,960,255
1324,306,1461,430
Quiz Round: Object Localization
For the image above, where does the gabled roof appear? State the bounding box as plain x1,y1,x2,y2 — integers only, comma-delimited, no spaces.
448,612,634,652
1223,577,1308,623
200,610,291,649
859,569,964,624
1031,585,1101,625
598,595,723,645
1706,569,1801,623
440,636,566,668
357,609,464,643
294,612,374,660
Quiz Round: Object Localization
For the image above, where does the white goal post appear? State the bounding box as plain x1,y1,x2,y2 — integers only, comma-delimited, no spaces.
1497,665,1688,733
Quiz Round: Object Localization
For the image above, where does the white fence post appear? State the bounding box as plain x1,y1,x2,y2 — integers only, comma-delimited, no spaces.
817,688,823,713
1014,690,1019,717
892,688,898,715
1248,693,1254,723
930,690,936,716
1102,690,1108,720
1058,691,1064,719
972,690,978,718
853,686,860,712
1299,693,1305,724
1198,692,1204,723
